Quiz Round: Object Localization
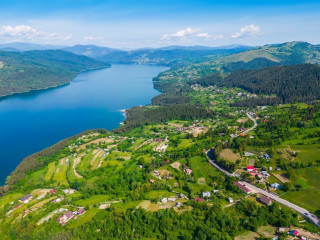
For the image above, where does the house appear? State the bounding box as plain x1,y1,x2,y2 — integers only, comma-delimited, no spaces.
163,174,172,179
185,169,192,175
194,197,205,203
168,197,176,202
14,204,22,209
263,154,271,159
213,190,219,194
233,182,252,194
288,230,298,237
52,198,61,203
149,179,155,183
278,227,288,233
19,194,32,204
49,189,55,194
243,151,254,157
269,167,273,171
165,159,170,164
228,197,233,203
202,192,211,198
77,208,86,215
161,198,168,204
259,195,272,206
178,193,188,199
63,189,75,195
271,183,282,190
238,126,246,131
56,211,74,225
175,202,182,208
246,166,257,172
37,194,46,200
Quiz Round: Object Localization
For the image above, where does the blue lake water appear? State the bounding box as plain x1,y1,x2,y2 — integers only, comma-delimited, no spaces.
0,64,167,185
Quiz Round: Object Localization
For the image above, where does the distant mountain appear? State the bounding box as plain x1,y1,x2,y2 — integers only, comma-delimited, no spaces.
156,41,320,85
158,44,252,51
96,45,252,66
62,44,121,59
0,42,65,51
0,49,109,97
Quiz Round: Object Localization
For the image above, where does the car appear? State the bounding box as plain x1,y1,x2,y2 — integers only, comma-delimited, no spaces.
304,213,308,216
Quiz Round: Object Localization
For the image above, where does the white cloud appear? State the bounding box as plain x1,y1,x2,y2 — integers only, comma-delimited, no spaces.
0,25,72,42
231,24,261,39
161,27,200,40
196,32,211,38
84,36,95,41
161,27,225,42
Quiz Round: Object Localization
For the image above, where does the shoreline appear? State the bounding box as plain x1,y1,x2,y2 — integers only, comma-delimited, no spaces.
0,65,110,100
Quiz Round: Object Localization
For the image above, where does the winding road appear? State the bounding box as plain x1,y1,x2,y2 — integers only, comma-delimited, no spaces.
207,112,320,228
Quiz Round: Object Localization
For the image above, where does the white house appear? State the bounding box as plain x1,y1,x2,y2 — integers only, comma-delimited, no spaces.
202,192,211,198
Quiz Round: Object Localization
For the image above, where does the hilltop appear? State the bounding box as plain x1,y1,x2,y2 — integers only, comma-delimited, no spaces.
0,50,109,97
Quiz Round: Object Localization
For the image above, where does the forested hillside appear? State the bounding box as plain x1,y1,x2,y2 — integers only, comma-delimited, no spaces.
189,64,320,104
155,41,320,87
0,50,109,97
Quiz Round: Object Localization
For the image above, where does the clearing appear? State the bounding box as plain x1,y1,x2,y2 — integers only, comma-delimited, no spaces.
257,225,276,238
235,231,260,240
170,161,181,170
72,157,83,178
44,162,56,181
219,148,241,162
273,173,289,183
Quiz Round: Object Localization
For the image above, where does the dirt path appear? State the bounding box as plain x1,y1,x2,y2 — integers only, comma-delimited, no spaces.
134,139,153,151
90,150,103,167
73,158,82,178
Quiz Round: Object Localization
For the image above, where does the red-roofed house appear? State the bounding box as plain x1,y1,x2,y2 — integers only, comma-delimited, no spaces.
247,166,254,171
49,189,55,194
77,208,86,215
259,195,272,206
233,182,252,194
194,197,205,203
56,211,74,225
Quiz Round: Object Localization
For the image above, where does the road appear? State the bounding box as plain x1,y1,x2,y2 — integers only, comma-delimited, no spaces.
238,181,320,228
206,111,320,228
230,112,258,139
242,112,258,135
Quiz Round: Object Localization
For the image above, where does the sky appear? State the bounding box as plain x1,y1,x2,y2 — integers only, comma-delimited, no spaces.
0,0,319,49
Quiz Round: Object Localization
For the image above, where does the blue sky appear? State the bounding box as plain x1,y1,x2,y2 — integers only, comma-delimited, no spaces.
0,0,319,49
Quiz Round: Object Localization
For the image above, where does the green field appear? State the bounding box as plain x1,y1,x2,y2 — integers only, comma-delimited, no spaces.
189,155,220,184
178,139,194,148
75,195,110,206
0,193,24,208
282,166,320,212
291,144,320,164
144,190,173,199
53,162,69,187
67,208,100,229
44,162,56,181
283,190,320,212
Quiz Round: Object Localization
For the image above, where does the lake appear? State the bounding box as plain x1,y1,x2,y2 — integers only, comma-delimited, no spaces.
0,64,167,185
